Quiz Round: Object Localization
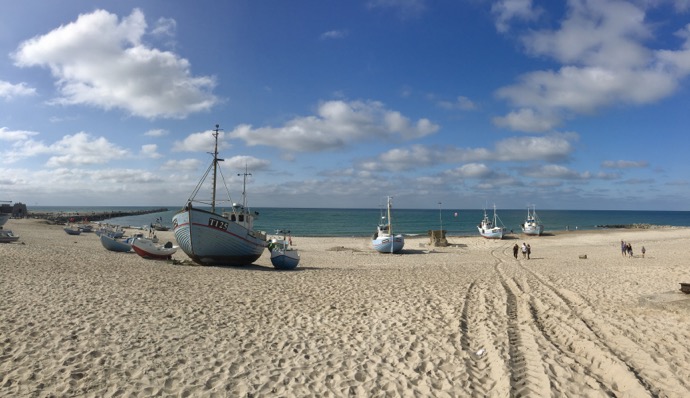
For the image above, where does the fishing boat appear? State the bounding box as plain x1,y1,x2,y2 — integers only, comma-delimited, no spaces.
521,205,544,236
64,226,82,235
372,196,404,253
131,238,177,260
99,234,133,252
477,205,505,239
269,230,300,269
172,124,267,266
0,229,19,243
151,217,169,231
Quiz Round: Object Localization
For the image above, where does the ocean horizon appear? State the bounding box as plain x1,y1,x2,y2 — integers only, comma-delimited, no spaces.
27,206,690,238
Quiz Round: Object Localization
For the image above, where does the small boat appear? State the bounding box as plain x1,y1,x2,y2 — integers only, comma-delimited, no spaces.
269,230,300,269
0,229,19,243
172,124,267,266
151,217,169,231
521,205,544,236
372,196,404,253
477,205,505,239
64,227,82,235
131,238,178,260
78,224,93,233
100,234,133,252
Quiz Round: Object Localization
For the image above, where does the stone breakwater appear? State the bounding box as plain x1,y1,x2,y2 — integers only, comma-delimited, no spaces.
28,208,169,224
596,223,675,229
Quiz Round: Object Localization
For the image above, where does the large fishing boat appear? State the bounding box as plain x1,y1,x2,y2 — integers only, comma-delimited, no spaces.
172,125,266,266
477,204,506,239
521,205,544,236
372,196,404,253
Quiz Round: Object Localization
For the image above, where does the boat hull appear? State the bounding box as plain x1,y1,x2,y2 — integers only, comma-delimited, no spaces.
100,234,132,252
270,249,300,269
0,230,19,243
64,228,81,235
131,238,177,260
372,235,405,253
522,224,544,236
478,227,504,239
172,207,266,266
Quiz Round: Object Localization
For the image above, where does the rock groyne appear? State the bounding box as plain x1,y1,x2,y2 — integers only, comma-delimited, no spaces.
29,208,169,224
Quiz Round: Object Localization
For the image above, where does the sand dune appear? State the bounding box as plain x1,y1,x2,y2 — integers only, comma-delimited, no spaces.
1,219,689,396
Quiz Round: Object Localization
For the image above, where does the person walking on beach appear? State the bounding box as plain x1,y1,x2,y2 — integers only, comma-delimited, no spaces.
527,244,531,259
513,243,519,259
641,246,646,258
521,242,527,259
627,243,633,257
621,240,626,257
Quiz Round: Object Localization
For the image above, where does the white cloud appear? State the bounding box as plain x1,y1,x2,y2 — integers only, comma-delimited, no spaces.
162,158,201,171
437,96,478,111
0,81,36,99
320,30,348,40
228,100,439,152
12,9,216,119
144,129,168,137
491,0,541,33
601,160,649,169
140,144,161,159
225,155,271,172
172,129,230,152
494,0,690,132
44,132,129,167
0,127,39,141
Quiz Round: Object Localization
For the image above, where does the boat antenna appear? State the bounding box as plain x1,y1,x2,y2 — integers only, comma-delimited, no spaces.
238,163,251,209
209,124,224,213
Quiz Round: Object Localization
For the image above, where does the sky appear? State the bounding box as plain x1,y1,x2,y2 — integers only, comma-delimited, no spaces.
2,0,690,210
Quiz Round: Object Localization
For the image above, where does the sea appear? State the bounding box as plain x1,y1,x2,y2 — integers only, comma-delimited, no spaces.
28,206,690,237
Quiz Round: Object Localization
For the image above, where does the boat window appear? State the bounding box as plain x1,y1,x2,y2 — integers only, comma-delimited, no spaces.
230,214,236,222
239,215,244,222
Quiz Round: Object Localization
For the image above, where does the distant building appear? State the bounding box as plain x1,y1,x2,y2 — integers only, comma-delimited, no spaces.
0,202,28,218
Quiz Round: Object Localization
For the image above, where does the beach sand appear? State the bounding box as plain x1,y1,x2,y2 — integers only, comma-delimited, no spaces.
1,218,690,397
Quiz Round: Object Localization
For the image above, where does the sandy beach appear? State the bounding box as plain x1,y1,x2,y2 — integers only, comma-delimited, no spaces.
1,218,689,397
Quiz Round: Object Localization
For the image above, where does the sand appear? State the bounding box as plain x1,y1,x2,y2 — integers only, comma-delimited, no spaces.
1,218,690,397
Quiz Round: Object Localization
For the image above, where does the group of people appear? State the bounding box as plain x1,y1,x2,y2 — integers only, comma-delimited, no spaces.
621,240,646,258
513,242,531,259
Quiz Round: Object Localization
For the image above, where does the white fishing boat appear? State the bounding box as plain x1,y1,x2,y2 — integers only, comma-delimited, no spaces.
477,205,505,239
521,205,544,236
172,124,267,266
132,238,177,260
372,196,404,253
269,229,300,269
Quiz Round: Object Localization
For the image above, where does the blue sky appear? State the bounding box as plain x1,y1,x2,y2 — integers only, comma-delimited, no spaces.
2,0,690,210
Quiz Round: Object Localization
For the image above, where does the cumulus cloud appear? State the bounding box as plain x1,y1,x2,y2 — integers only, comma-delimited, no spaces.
0,127,39,141
144,129,168,137
494,0,690,132
228,100,439,152
12,9,217,119
140,144,161,158
172,129,230,152
225,155,271,172
601,160,649,169
0,81,36,99
161,158,201,171
437,96,478,111
491,0,542,33
360,133,575,172
45,133,129,167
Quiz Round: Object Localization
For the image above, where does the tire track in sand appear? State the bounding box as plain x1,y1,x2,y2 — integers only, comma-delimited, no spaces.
509,258,690,396
459,281,511,397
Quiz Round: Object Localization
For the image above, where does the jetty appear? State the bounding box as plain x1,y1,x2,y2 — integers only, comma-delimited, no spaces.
29,208,169,224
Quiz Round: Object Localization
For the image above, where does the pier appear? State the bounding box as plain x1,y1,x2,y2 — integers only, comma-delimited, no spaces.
29,208,169,224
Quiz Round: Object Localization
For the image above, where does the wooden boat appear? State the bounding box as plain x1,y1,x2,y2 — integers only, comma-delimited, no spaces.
0,229,19,243
477,205,505,239
372,196,404,253
269,230,300,269
521,205,544,236
172,124,266,266
64,227,82,235
99,234,133,252
131,238,177,260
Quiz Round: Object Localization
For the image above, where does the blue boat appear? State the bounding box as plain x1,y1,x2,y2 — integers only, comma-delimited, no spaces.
269,230,300,269
372,196,404,253
99,234,132,252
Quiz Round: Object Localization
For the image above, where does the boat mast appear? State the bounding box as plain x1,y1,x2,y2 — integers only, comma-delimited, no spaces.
238,164,251,209
388,196,393,254
210,124,224,214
